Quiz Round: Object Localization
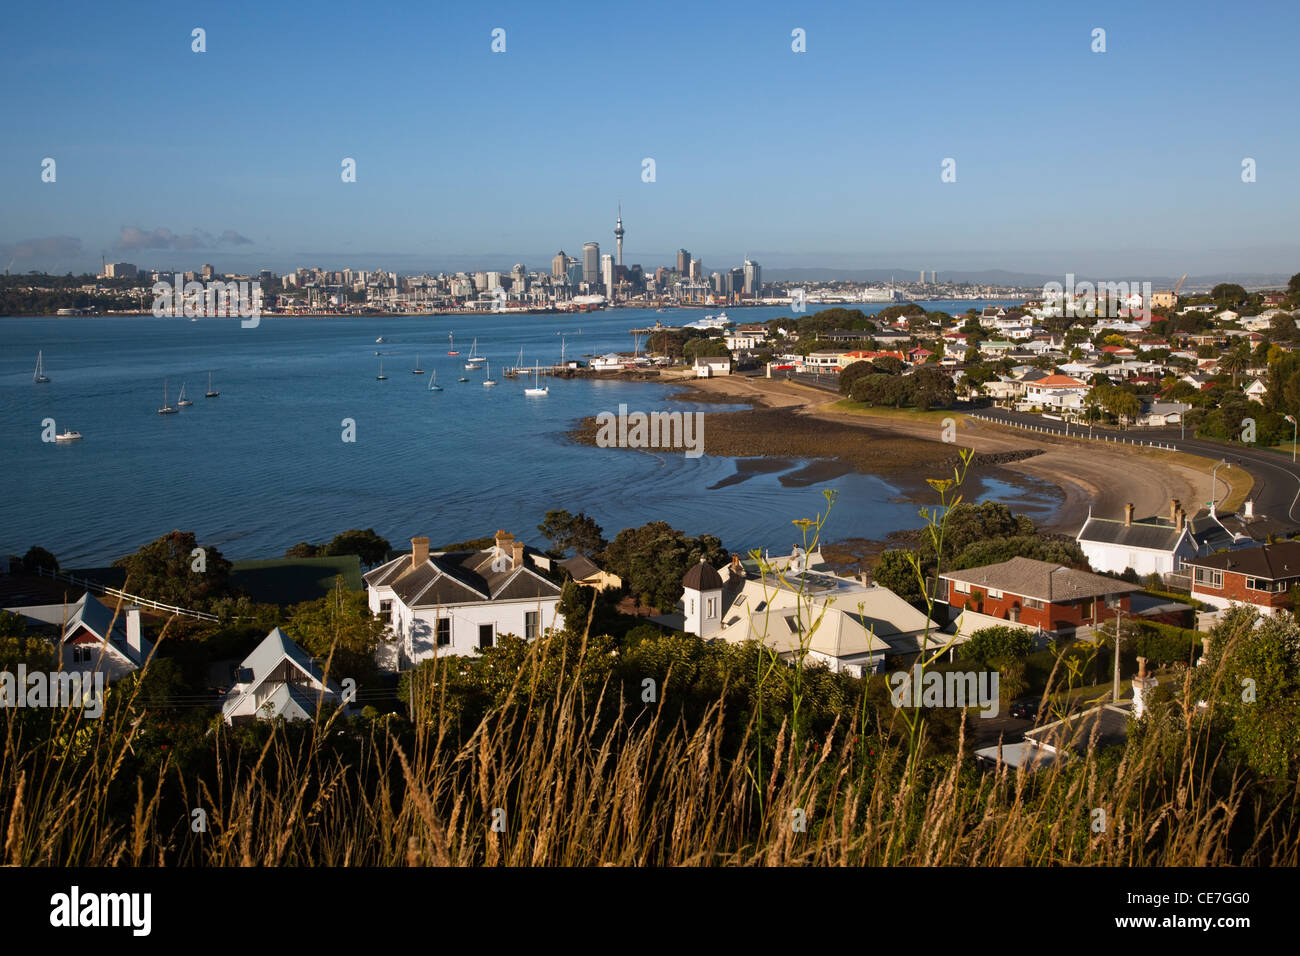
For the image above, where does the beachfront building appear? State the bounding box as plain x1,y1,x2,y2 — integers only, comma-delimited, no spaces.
221,627,346,724
1022,374,1089,412
939,557,1140,637
1184,540,1300,617
1076,501,1198,577
364,531,563,668
679,551,944,677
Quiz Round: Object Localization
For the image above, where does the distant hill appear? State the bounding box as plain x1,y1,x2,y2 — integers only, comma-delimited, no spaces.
762,268,1293,290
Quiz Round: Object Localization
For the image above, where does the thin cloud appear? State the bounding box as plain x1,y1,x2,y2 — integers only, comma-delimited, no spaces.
113,226,253,251
1,236,84,261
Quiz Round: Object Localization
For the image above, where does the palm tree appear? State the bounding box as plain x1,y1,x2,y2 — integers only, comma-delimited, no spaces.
1221,341,1251,388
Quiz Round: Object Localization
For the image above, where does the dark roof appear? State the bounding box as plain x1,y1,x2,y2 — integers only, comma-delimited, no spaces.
1077,517,1185,551
364,544,561,607
682,559,724,591
559,555,601,580
941,557,1140,603
1185,540,1300,579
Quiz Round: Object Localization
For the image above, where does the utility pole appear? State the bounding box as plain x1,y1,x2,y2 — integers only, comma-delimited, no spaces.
1111,603,1124,703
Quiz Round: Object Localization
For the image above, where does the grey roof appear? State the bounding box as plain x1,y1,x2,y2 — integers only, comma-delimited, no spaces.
222,627,343,719
559,555,601,580
1185,540,1300,579
1077,517,1186,551
365,545,561,608
63,593,153,666
941,557,1139,603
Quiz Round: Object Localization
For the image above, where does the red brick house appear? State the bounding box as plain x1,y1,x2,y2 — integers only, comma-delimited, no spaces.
1184,541,1300,616
939,557,1139,635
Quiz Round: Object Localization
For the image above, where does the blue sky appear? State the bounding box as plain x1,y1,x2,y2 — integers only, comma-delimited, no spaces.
2,0,1298,277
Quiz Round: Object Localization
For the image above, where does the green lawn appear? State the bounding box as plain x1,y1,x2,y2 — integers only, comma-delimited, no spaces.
829,399,968,423
230,555,364,605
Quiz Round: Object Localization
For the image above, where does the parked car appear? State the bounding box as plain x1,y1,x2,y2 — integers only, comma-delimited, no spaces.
1009,698,1042,720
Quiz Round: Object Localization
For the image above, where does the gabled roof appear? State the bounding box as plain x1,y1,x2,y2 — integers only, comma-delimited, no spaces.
1185,540,1300,579
62,593,153,667
365,545,562,608
222,627,343,720
1028,374,1087,387
941,557,1139,603
1077,517,1188,552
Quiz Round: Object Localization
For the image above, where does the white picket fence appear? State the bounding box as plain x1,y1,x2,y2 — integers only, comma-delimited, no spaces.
966,413,1178,451
32,566,220,621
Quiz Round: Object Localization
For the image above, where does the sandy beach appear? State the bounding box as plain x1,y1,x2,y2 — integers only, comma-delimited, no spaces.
661,372,1235,536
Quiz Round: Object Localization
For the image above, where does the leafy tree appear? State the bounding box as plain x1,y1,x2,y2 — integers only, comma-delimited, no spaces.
1211,283,1247,308
538,509,607,557
873,549,922,601
871,355,905,375
956,626,1036,667
284,577,388,683
1191,607,1300,784
112,530,233,609
838,360,873,396
602,522,727,611
285,541,323,558
952,535,1087,570
21,546,59,574
323,529,391,567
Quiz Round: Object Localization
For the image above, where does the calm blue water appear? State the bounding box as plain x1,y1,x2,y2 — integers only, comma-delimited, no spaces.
0,302,1056,565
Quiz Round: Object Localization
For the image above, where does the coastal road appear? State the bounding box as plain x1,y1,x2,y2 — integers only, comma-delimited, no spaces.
968,408,1300,527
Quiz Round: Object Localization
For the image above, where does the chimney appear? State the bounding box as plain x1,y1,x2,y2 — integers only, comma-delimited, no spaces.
126,607,142,656
494,529,514,554
1169,498,1180,524
1124,503,1134,527
1176,506,1185,534
410,536,429,570
1132,655,1158,719
1244,499,1254,519
859,567,872,588
511,540,525,570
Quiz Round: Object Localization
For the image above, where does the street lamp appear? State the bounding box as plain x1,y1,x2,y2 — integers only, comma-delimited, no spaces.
1287,414,1297,464
1210,459,1231,517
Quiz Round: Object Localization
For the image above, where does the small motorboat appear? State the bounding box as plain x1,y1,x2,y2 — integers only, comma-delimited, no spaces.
54,430,82,442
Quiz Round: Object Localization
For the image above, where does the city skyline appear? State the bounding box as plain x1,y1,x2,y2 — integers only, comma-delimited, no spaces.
3,0,1299,277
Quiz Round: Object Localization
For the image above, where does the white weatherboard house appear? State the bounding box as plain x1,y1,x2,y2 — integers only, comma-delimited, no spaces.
364,531,563,668
53,593,153,683
679,551,945,677
222,627,345,723
1075,500,1209,578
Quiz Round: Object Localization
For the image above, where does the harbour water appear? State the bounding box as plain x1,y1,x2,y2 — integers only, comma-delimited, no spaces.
0,303,1057,565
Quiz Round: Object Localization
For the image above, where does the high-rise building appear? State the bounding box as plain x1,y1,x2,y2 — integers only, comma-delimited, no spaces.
931,270,937,283
568,260,583,288
614,205,625,267
104,262,137,279
711,272,723,293
690,258,702,280
583,242,600,286
744,259,761,296
919,270,925,283
201,264,215,279
601,254,614,296
677,249,690,275
552,251,568,278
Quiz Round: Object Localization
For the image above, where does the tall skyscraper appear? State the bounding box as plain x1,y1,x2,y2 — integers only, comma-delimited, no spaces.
614,205,625,267
744,259,761,296
919,270,925,283
552,251,568,278
690,258,702,280
677,249,690,274
931,270,937,283
601,254,614,297
583,242,600,286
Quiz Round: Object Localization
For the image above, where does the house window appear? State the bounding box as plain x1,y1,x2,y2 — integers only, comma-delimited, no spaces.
987,588,1003,600
706,597,718,619
478,624,494,650
953,581,970,594
689,598,695,616
379,599,393,625
1194,567,1223,589
525,611,539,640
436,618,451,646
1025,598,1044,610
73,645,93,663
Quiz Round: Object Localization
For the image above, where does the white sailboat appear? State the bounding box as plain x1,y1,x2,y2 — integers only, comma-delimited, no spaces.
158,379,178,414
413,352,424,374
447,332,459,356
177,382,193,406
205,371,219,398
377,357,387,380
428,370,443,392
482,360,497,387
464,338,484,369
524,361,548,396
33,351,50,383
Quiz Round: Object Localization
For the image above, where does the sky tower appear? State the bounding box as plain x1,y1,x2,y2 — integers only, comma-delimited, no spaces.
614,203,625,267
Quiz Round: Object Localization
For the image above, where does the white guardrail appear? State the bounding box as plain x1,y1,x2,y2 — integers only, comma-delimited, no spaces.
33,566,220,621
966,413,1178,451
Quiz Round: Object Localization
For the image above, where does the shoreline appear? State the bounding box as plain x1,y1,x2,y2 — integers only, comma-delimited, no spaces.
570,370,1237,562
